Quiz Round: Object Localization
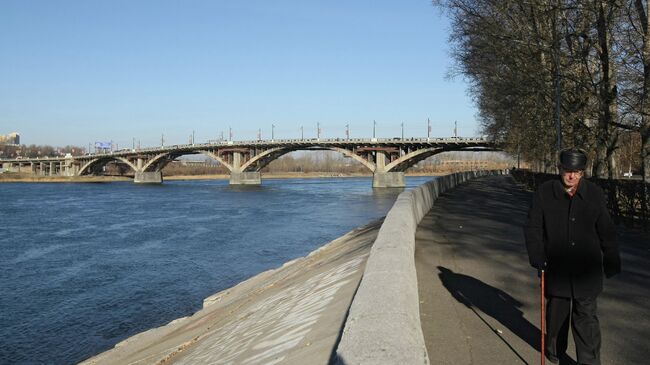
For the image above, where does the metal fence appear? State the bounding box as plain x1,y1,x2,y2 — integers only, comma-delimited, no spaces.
511,169,649,230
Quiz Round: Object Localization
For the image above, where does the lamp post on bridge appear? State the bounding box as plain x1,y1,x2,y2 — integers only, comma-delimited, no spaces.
401,122,404,140
300,126,304,140
346,124,350,140
373,120,377,139
317,122,321,140
271,124,275,141
427,118,431,141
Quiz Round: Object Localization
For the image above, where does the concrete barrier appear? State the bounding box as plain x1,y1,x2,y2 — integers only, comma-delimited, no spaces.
334,170,505,365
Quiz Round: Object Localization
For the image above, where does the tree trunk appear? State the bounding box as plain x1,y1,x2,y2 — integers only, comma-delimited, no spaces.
607,145,618,178
594,0,619,179
593,144,608,177
636,0,650,183
641,129,650,184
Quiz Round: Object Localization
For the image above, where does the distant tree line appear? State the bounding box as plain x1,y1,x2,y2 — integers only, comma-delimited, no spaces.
0,144,85,158
433,0,650,182
263,152,367,173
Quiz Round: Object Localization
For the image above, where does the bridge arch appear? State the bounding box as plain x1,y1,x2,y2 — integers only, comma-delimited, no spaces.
384,147,445,172
240,145,376,173
141,152,176,172
78,157,138,175
384,146,496,172
329,147,376,172
140,150,233,173
240,147,291,172
199,151,233,171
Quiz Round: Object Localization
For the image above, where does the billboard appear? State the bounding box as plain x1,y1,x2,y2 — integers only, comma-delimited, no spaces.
95,141,111,150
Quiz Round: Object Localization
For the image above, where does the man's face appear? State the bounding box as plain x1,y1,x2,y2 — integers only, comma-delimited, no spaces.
560,168,583,189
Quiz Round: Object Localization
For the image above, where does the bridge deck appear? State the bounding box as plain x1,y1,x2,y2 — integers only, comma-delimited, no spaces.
0,137,492,164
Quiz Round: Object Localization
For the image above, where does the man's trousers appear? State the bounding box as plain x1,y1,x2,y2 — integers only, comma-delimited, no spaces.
546,295,601,365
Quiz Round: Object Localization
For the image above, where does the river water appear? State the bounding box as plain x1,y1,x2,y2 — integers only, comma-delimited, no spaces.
0,176,434,364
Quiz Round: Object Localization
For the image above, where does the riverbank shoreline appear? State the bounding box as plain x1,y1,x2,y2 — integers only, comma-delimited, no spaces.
0,171,446,183
0,174,132,183
81,218,383,365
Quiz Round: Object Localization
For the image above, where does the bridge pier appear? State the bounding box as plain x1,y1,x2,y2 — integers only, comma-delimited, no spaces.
134,171,163,184
372,172,405,188
230,171,262,185
372,153,405,187
62,164,78,177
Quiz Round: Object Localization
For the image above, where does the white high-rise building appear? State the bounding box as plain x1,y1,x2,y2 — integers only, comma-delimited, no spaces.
0,132,20,145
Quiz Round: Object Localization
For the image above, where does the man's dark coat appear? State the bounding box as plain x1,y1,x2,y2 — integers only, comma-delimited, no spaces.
524,178,621,298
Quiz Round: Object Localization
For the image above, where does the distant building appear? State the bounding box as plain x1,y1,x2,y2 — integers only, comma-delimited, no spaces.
0,132,20,146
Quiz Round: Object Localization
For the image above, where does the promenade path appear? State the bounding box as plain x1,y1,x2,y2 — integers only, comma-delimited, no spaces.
415,175,650,365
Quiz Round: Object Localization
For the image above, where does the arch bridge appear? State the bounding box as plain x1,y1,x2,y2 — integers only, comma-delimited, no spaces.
0,137,497,187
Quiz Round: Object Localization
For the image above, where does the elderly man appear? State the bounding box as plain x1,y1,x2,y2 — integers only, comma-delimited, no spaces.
524,148,621,365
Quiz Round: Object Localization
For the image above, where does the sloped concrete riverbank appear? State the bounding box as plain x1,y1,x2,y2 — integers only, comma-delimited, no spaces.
81,220,382,365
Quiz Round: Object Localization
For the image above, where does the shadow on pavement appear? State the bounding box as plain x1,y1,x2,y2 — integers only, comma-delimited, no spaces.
436,265,580,364
437,266,541,359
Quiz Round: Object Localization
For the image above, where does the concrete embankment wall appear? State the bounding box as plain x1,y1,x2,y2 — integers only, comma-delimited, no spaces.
335,170,505,365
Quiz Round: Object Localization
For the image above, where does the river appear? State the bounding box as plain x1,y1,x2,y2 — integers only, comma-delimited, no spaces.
0,176,434,364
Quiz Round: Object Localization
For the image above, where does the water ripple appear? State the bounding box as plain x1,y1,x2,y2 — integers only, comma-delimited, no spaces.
0,176,434,364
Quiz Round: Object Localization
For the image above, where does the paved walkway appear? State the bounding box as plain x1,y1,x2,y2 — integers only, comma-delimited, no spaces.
415,175,650,365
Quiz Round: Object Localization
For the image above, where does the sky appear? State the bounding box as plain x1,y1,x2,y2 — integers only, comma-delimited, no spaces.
0,0,479,149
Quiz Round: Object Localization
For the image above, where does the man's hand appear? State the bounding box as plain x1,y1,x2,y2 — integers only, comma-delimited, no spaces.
530,259,547,271
604,266,620,278
531,260,547,278
603,250,621,278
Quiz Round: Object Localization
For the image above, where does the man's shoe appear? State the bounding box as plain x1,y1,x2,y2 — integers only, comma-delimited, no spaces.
546,353,559,364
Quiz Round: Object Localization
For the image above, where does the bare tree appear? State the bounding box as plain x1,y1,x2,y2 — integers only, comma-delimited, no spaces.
434,0,647,180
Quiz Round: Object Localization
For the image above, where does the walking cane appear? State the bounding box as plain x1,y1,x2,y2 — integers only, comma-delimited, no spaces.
541,269,545,365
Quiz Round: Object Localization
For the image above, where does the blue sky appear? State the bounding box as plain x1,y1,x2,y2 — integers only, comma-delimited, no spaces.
0,0,478,149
